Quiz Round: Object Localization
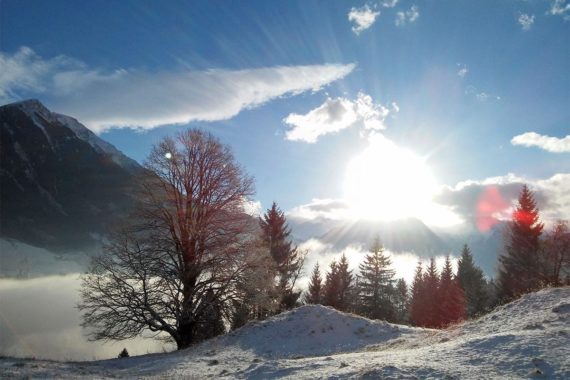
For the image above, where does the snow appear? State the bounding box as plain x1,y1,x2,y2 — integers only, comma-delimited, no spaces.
52,113,139,170
1,287,568,379
10,99,139,171
0,239,88,277
11,99,58,149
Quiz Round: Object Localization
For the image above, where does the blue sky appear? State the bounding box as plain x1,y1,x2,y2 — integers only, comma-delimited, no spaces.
1,0,569,230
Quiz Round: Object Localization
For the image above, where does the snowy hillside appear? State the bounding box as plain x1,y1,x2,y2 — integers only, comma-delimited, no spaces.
1,287,568,379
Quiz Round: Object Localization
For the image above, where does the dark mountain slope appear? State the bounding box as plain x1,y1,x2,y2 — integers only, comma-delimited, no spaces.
0,99,141,251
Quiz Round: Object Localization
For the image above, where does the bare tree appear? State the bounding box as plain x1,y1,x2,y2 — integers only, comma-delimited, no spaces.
79,129,255,349
542,220,570,286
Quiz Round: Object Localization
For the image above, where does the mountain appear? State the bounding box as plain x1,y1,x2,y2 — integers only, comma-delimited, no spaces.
0,99,142,252
316,218,450,257
289,215,504,277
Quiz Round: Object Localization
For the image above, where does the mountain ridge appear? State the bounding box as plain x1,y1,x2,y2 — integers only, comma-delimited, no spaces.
0,99,142,252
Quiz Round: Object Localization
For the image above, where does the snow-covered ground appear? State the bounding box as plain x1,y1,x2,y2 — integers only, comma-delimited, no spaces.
1,287,568,379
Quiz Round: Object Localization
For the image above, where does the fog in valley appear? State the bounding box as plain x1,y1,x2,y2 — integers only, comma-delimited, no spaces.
0,273,173,361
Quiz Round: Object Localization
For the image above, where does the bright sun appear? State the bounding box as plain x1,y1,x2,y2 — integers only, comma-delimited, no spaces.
343,134,438,221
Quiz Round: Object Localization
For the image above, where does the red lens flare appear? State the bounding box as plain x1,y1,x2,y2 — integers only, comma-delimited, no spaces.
476,186,509,232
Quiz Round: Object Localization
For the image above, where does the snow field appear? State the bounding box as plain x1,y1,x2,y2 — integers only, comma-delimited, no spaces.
1,287,568,379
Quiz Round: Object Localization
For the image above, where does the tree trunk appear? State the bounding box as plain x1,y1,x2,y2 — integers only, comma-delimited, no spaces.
176,316,195,350
177,267,198,350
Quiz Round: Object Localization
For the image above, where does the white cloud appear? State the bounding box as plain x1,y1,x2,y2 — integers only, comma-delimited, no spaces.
549,0,570,21
288,198,351,221
381,0,399,8
298,238,419,284
391,102,400,113
0,47,123,101
511,132,570,153
348,4,380,35
465,85,501,102
476,92,490,101
242,199,262,216
0,47,355,133
290,172,569,234
457,64,469,78
438,173,570,230
518,13,535,31
283,92,391,143
395,5,419,26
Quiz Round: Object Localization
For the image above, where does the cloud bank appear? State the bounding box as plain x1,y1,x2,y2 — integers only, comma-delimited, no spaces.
283,92,393,143
511,132,570,153
297,238,431,286
437,173,570,230
0,47,355,133
348,5,380,35
0,275,170,361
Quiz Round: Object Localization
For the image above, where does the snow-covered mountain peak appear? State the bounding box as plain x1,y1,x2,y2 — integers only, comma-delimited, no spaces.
0,100,141,251
52,111,140,170
9,98,51,117
1,99,140,172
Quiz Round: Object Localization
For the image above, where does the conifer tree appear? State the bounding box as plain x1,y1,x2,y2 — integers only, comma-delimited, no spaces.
305,262,323,304
194,289,226,341
323,260,341,309
422,258,440,327
409,261,426,326
438,256,466,327
348,274,364,314
358,238,396,321
118,348,129,358
393,278,409,323
259,202,303,310
337,253,354,311
457,244,489,317
498,185,544,300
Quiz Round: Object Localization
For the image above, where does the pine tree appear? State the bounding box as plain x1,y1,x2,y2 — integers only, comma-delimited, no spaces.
393,278,409,323
409,261,426,326
438,256,466,327
337,254,354,311
305,262,323,304
323,260,341,309
259,202,303,311
457,244,489,317
349,274,364,314
498,185,544,300
194,289,226,341
423,258,440,327
358,238,396,321
118,348,129,358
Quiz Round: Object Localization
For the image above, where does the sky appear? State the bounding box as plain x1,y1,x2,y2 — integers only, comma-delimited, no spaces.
1,1,569,361
1,0,569,232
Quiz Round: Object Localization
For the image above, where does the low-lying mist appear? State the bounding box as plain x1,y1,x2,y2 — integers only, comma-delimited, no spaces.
0,274,174,361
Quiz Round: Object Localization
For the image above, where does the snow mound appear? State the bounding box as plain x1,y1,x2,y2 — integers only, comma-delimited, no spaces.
1,287,568,379
458,286,570,337
207,305,426,359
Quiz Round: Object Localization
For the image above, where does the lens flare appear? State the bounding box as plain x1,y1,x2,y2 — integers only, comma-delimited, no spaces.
476,186,509,232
